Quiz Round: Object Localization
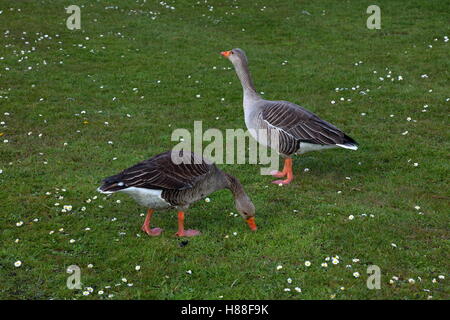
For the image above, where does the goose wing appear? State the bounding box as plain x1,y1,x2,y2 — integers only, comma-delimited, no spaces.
99,150,213,192
261,101,355,147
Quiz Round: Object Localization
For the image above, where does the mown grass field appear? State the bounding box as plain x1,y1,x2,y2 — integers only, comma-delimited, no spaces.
0,0,449,299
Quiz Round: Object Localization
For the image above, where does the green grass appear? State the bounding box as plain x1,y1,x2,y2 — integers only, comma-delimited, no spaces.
0,0,449,300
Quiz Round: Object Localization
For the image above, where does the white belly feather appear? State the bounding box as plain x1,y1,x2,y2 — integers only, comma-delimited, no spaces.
297,142,338,154
119,187,170,209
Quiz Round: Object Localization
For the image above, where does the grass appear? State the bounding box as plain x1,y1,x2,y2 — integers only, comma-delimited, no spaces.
0,0,449,300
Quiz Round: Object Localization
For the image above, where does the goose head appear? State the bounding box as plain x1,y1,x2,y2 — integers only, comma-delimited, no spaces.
235,194,257,231
220,48,248,66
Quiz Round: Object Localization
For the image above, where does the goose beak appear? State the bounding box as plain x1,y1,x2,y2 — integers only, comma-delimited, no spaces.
246,217,257,231
220,50,232,58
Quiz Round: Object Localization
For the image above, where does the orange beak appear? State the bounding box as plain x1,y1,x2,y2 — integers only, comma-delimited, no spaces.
246,217,257,231
220,50,232,58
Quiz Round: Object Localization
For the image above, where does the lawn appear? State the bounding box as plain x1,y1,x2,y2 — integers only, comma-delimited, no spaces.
0,0,448,300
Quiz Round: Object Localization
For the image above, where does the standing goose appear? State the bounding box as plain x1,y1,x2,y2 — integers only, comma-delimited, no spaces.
221,48,359,185
97,150,257,237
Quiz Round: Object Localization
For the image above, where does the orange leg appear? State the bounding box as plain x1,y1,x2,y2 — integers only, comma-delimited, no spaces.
175,211,201,237
271,158,294,185
141,209,163,236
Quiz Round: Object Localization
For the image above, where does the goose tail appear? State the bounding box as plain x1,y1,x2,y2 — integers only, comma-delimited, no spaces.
336,134,359,150
97,174,128,194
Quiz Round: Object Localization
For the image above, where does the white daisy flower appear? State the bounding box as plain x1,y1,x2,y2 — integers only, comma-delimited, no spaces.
14,261,22,267
353,272,360,278
304,261,311,267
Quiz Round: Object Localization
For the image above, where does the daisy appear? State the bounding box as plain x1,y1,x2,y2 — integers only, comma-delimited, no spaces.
14,261,22,267
353,272,360,278
304,261,311,267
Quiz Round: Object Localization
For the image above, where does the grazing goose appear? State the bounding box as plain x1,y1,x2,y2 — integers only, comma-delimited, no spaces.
221,48,359,185
97,150,257,237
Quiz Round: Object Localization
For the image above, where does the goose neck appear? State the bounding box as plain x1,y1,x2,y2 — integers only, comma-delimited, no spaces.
234,60,259,99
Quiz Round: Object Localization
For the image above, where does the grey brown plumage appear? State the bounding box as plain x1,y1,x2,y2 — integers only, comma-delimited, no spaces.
257,100,358,156
98,150,256,232
222,48,358,157
99,150,212,195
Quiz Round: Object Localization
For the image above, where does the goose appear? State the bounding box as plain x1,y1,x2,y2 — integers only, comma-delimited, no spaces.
97,150,257,237
221,48,359,185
